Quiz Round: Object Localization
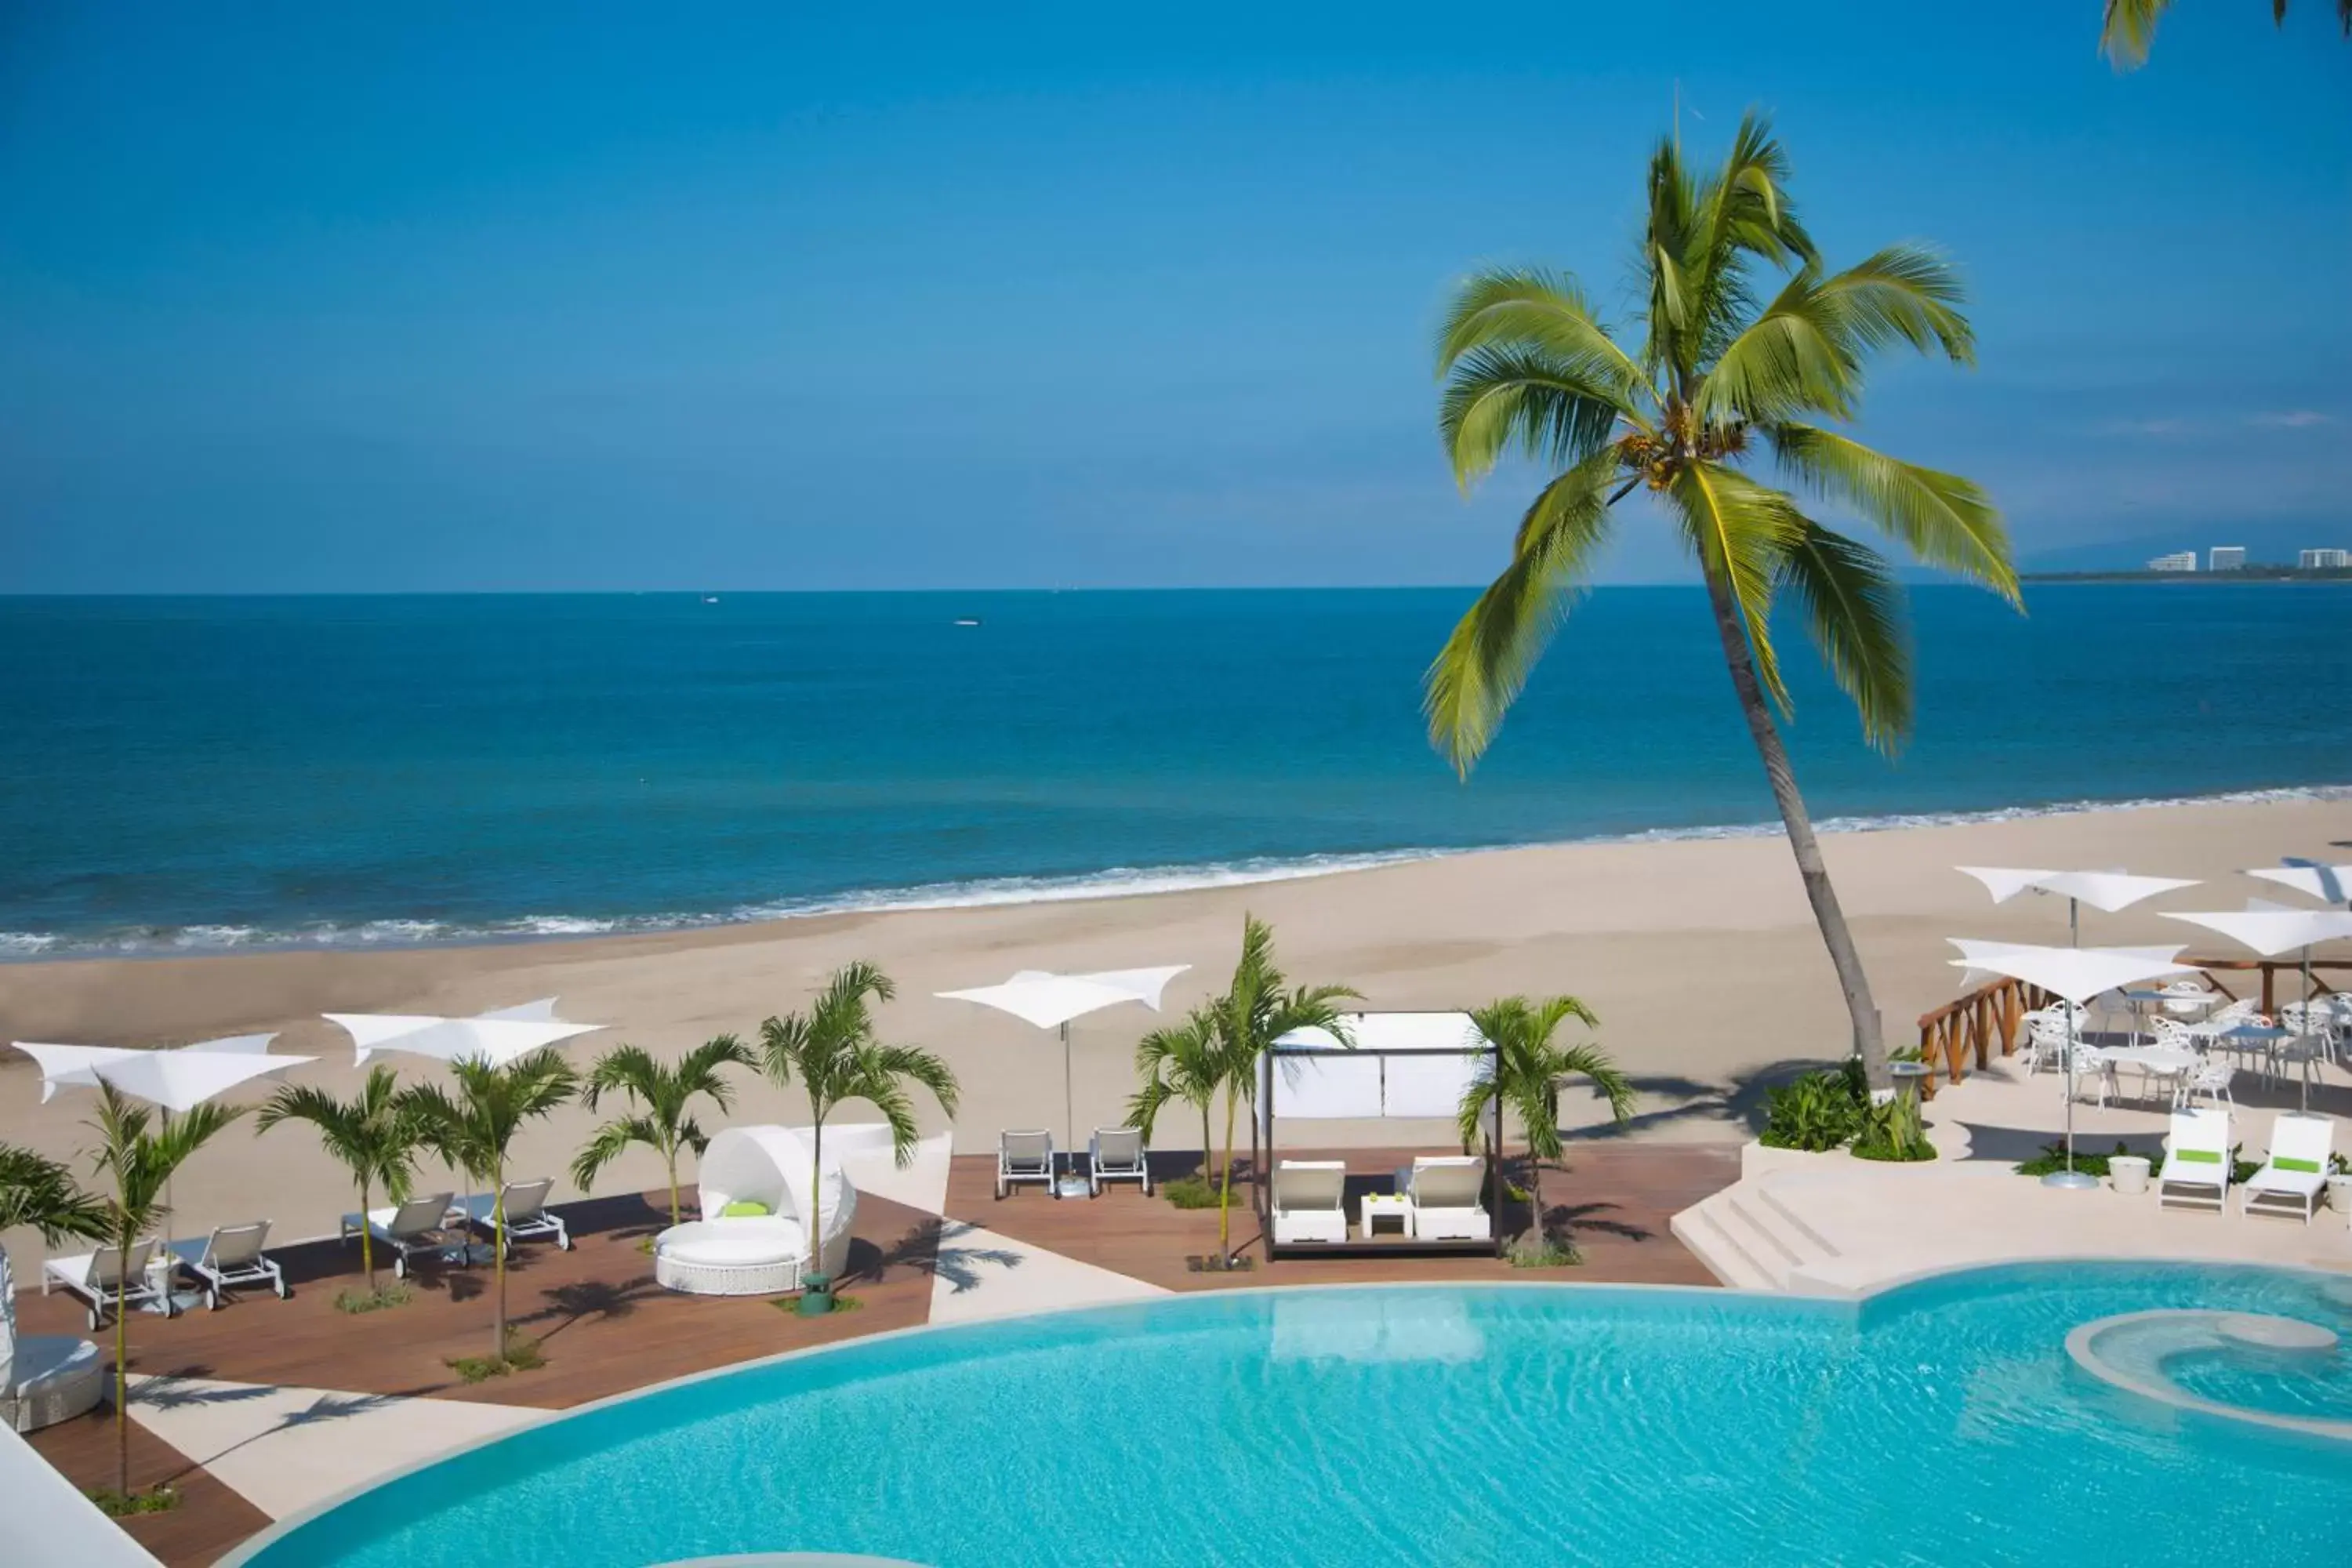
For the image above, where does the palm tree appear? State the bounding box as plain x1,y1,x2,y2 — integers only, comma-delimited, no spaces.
256,1066,424,1298
757,963,959,1292
401,1051,579,1364
571,1036,755,1226
86,1086,245,1497
1202,916,1359,1264
0,1142,110,1243
1456,996,1635,1250
2100,2,2348,68
1126,1007,1221,1185
1425,114,2016,1091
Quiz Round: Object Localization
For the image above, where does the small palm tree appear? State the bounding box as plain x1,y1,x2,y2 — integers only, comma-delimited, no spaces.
0,1142,110,1243
87,1086,245,1497
1203,916,1359,1263
571,1036,755,1226
2100,1,2348,68
1457,996,1635,1251
256,1066,424,1297
757,963,959,1291
402,1051,579,1364
1426,114,2016,1091
1127,1007,1221,1186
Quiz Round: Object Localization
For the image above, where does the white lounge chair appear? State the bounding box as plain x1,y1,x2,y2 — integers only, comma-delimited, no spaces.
41,1240,169,1330
2242,1114,2335,1224
1406,1156,1493,1241
188,1221,286,1309
1087,1128,1151,1197
339,1191,459,1279
1271,1160,1348,1245
458,1179,571,1257
2155,1108,2231,1214
996,1130,1057,1199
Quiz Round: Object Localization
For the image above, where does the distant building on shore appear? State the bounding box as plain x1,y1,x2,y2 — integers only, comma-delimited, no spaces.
2300,547,2350,569
2208,546,2245,571
2147,551,2198,572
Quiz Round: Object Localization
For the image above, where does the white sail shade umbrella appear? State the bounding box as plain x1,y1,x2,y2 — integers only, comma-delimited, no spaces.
2248,862,2352,907
2160,907,2352,1106
324,1011,601,1068
1957,867,2200,944
9,1036,318,1306
1945,940,2194,1189
937,965,1189,1183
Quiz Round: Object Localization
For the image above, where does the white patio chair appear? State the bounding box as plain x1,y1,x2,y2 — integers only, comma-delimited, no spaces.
42,1240,169,1330
457,1179,571,1258
2186,1061,2235,1110
189,1221,286,1309
995,1130,1057,1199
1270,1160,1348,1245
2156,1108,2231,1214
2241,1114,2335,1224
1087,1127,1151,1197
2066,1044,2118,1109
1406,1156,1493,1242
340,1191,459,1279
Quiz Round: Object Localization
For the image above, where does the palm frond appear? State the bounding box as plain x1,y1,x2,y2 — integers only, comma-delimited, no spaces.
568,1115,659,1193
1437,345,1637,489
0,1142,110,1243
1423,447,1622,775
1436,268,1650,406
1668,460,1806,714
1776,519,1916,750
1768,423,2016,601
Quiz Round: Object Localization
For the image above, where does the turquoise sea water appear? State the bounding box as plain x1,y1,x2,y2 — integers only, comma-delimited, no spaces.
1,586,2347,956
231,1264,2352,1568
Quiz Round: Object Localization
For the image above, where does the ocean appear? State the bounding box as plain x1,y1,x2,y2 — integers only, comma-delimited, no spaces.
1,585,2345,958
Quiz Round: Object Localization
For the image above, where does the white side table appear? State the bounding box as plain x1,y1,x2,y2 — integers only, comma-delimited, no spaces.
1359,1193,1414,1240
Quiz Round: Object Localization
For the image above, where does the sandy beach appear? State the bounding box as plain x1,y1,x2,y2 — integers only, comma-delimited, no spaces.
3,793,2344,1255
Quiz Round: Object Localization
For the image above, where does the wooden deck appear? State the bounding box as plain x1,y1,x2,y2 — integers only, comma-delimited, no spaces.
19,1143,1737,1565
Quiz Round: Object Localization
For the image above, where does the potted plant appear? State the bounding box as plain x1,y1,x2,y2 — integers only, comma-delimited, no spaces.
2327,1152,2352,1216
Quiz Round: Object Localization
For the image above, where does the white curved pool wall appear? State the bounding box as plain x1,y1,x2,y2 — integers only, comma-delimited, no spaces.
0,1423,164,1568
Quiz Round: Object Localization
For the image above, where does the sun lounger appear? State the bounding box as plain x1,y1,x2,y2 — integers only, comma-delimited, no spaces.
455,1179,571,1257
41,1240,169,1329
339,1191,459,1278
1406,1156,1493,1241
1087,1127,1151,1197
1272,1160,1348,1245
187,1221,286,1308
996,1130,1057,1199
2241,1113,2334,1223
2156,1108,2230,1214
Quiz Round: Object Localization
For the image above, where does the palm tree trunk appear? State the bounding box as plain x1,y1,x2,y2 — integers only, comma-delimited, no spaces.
1200,1102,1213,1187
665,1145,681,1229
1526,1142,1544,1244
491,1158,507,1360
358,1180,376,1294
808,1116,825,1284
1214,1088,1240,1261
1697,561,1888,1087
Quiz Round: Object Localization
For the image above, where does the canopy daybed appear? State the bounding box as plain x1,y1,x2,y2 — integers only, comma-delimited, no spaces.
654,1125,858,1297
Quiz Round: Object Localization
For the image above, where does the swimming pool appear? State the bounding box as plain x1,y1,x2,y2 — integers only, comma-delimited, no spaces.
228,1263,2352,1568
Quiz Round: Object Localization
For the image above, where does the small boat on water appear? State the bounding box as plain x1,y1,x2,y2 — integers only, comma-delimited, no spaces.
953,617,982,626
702,595,720,604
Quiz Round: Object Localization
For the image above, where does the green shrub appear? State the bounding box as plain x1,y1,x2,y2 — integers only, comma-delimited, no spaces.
445,1332,545,1384
89,1487,178,1517
1850,1096,1936,1163
1160,1174,1221,1209
1759,1069,1866,1152
1508,1236,1582,1269
333,1283,413,1315
2014,1140,2132,1178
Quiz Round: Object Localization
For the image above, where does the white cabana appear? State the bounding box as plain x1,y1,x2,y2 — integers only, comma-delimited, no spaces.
1265,1013,1493,1120
324,1010,601,1067
695,1124,858,1277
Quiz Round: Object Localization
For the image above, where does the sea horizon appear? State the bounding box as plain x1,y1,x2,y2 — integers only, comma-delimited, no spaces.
4,583,2347,961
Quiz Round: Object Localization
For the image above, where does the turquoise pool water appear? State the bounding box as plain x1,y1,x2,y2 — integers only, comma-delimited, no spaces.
233,1265,2352,1568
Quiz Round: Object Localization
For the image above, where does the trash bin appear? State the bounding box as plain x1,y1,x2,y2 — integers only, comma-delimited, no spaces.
796,1272,834,1316
1888,1060,1933,1105
2110,1156,2151,1196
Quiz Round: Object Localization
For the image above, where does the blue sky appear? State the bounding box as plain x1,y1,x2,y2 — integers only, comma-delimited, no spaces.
3,2,2346,591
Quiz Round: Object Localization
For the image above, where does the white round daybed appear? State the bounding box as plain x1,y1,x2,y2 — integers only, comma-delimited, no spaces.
0,1249,104,1433
654,1125,858,1298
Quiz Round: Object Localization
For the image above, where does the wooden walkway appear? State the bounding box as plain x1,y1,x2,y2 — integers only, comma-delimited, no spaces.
20,1144,1736,1565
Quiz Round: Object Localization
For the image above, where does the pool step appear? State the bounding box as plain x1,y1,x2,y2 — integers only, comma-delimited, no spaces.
1671,1175,1844,1295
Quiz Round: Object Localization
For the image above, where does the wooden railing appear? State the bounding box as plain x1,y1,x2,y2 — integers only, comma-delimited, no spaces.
1912,956,2349,1099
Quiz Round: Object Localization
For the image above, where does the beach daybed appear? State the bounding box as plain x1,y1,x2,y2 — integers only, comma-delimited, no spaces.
186,1221,286,1308
1087,1127,1150,1196
2156,1109,2230,1214
655,1124,856,1296
2,1249,104,1433
2241,1114,2334,1223
1406,1156,1493,1242
1271,1160,1348,1245
996,1129,1056,1199
42,1240,170,1330
339,1192,459,1279
456,1178,571,1258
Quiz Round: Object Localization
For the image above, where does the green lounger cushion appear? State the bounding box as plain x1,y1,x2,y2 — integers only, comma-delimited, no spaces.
2176,1148,2221,1163
720,1200,771,1217
2274,1156,2321,1174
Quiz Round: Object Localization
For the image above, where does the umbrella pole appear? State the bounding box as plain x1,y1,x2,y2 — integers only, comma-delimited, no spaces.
2043,998,2098,1190
1062,1021,1074,1189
